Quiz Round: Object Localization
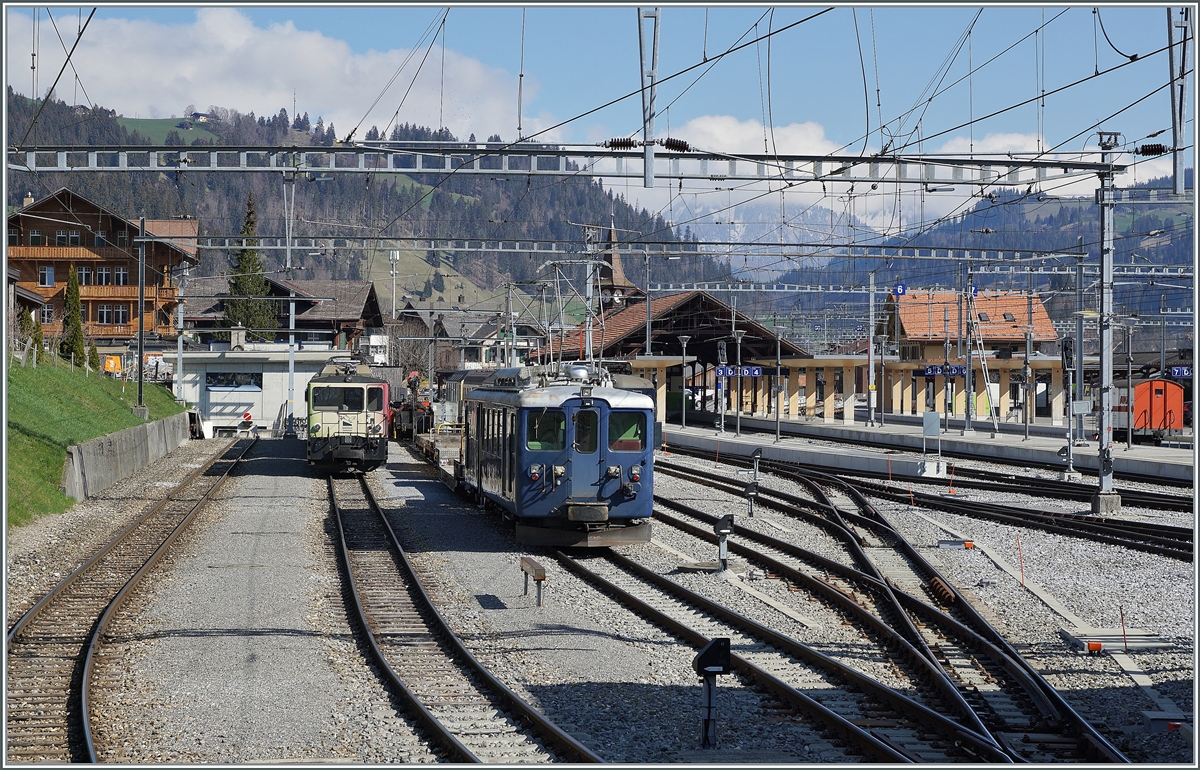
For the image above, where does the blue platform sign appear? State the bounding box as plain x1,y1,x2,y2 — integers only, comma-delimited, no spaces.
1170,366,1192,378
716,366,762,377
924,365,966,377
894,283,906,296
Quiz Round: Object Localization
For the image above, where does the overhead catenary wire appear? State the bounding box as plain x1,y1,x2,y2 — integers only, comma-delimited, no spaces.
16,7,95,153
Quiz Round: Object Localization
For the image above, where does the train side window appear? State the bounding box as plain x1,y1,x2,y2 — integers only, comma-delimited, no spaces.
574,410,598,453
609,412,646,451
526,410,565,451
367,387,384,411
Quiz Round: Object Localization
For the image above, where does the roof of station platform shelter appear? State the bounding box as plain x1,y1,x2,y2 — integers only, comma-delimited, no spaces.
531,290,809,366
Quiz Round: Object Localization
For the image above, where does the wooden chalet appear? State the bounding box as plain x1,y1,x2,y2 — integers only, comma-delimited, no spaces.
7,188,199,344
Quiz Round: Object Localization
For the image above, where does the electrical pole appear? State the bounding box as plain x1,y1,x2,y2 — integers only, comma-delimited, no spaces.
1093,132,1121,514
733,330,746,437
137,217,145,408
867,273,876,426
1075,237,1086,445
638,7,660,188
284,172,297,437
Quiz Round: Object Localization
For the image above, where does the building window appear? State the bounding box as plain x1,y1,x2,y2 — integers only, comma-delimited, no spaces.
69,230,81,247
56,230,68,246
96,230,107,248
978,312,990,322
77,266,93,286
96,266,111,285
29,230,42,246
38,265,54,286
114,267,129,285
98,305,112,324
7,228,16,246
114,304,130,324
40,304,54,324
117,231,128,248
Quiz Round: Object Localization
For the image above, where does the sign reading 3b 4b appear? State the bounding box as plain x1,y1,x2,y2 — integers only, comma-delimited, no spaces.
716,366,763,377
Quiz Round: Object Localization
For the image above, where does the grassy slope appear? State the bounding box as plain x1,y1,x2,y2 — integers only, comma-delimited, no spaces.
7,360,186,529
116,117,223,145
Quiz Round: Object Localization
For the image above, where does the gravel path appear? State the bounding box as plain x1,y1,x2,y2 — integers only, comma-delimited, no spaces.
84,439,438,763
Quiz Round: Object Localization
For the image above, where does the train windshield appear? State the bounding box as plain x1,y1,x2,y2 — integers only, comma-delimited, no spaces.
609,412,646,451
312,386,365,411
367,387,384,411
574,410,598,453
526,410,565,451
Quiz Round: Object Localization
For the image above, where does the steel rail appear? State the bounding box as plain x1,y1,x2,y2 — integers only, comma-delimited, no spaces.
556,549,1011,763
331,476,602,764
82,439,255,761
656,459,1129,763
783,465,1131,763
4,437,245,763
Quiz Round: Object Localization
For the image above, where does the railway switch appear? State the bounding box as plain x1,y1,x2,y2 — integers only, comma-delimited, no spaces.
693,638,731,748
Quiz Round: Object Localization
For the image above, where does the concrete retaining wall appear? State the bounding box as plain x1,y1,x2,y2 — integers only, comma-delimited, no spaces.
61,412,191,502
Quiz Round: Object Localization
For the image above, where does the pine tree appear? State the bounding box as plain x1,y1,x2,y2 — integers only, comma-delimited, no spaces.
60,265,86,365
87,338,101,371
224,194,277,341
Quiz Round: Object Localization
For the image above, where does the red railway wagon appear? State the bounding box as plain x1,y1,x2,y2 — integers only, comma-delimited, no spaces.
1113,378,1185,444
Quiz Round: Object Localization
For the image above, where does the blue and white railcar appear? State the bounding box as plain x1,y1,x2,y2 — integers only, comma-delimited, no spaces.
458,365,654,546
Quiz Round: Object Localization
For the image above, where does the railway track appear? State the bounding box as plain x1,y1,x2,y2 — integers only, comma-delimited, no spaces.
328,475,600,764
681,420,1195,490
5,438,248,764
664,448,1193,560
653,460,1129,763
555,548,1013,762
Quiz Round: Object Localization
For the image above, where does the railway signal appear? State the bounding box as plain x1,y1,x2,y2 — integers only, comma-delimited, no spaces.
692,637,731,749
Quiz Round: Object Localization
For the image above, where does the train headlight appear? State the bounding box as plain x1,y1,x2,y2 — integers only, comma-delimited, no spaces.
629,466,641,482
309,423,321,434
370,422,382,434
529,464,542,481
606,465,621,478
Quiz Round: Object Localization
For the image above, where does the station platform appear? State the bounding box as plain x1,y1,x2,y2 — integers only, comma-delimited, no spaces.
666,410,1195,484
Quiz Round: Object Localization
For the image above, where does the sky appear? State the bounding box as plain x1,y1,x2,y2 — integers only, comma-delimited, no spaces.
3,4,1190,224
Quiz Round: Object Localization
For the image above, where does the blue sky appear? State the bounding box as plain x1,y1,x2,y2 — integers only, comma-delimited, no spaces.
4,4,1189,217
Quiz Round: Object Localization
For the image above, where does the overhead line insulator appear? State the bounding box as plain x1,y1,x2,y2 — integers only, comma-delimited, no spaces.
660,137,691,153
1135,143,1170,156
605,137,638,150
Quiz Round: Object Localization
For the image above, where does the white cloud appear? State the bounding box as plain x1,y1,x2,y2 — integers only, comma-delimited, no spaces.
5,8,531,141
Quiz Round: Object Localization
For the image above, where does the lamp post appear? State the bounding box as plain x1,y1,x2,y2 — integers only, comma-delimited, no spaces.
733,330,746,437
390,250,400,319
1160,294,1167,376
283,172,297,437
774,327,783,443
679,335,691,429
1125,320,1136,451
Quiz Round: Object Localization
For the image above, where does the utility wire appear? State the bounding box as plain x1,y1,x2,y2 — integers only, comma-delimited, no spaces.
372,7,834,235
1095,7,1140,61
16,7,95,152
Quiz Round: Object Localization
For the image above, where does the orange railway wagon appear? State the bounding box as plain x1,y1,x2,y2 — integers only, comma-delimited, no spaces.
1114,378,1185,444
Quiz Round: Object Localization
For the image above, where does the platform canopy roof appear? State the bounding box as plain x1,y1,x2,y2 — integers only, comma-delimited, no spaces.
532,290,808,366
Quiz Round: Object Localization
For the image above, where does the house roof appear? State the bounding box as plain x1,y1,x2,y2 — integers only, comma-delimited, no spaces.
144,218,200,259
894,291,1058,344
181,276,382,326
9,188,199,265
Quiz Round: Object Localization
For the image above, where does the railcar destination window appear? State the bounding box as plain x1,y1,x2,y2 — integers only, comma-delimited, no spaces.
574,410,598,453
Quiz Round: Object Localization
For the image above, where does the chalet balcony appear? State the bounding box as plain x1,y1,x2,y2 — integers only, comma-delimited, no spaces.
79,285,179,300
7,246,132,261
40,322,177,338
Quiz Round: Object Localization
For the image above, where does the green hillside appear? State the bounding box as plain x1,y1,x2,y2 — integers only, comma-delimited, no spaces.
7,359,186,529
116,117,222,145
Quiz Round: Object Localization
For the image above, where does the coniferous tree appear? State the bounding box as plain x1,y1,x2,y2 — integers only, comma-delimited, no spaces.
87,338,101,371
60,265,86,365
224,194,277,341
